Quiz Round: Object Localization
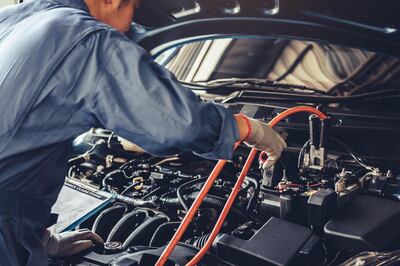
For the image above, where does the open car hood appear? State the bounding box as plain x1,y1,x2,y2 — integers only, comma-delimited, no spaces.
133,0,400,57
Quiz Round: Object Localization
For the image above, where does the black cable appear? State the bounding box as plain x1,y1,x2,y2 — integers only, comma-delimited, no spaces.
102,175,111,190
177,178,207,211
120,158,150,170
298,137,373,170
161,193,247,221
101,169,123,191
236,179,251,196
142,187,163,200
245,177,260,213
120,180,144,196
330,138,374,170
260,187,288,195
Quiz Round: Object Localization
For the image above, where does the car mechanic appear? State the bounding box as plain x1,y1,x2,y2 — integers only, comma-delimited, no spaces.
0,0,286,264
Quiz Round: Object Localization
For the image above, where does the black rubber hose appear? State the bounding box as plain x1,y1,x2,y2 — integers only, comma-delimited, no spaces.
114,194,157,208
177,178,251,212
238,179,252,196
177,178,207,211
245,177,260,212
161,192,247,221
102,169,123,189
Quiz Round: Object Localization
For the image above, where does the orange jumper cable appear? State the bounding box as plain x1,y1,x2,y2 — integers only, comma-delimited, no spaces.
156,106,328,266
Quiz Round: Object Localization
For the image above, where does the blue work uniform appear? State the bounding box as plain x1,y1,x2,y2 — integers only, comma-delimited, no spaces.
0,0,239,264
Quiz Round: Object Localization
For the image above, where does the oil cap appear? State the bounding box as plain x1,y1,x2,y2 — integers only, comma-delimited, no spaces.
104,241,123,254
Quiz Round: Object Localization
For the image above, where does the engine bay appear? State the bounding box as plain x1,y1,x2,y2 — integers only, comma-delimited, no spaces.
52,107,400,266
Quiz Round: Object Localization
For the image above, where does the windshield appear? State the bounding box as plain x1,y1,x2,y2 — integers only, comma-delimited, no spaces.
155,38,400,97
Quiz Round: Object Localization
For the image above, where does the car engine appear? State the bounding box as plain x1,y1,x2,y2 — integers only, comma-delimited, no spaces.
52,107,400,266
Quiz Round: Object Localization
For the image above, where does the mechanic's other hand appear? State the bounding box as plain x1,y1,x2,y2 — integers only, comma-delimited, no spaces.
245,118,287,169
42,228,104,258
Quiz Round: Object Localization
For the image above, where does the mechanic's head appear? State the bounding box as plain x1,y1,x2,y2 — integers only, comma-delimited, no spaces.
84,0,140,32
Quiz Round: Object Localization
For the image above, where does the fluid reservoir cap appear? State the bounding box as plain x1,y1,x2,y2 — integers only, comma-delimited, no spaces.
104,241,123,254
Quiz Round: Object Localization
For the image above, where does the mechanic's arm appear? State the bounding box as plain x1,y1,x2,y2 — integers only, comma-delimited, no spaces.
91,32,285,163
234,115,250,141
235,114,287,169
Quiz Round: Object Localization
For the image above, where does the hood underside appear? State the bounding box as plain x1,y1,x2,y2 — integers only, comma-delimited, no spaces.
133,0,400,57
134,0,400,29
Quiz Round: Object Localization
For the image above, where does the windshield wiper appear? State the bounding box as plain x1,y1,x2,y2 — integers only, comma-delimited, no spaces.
181,78,328,95
182,78,400,104
221,88,400,104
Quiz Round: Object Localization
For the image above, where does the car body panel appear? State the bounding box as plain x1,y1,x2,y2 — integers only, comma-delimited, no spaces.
133,0,400,57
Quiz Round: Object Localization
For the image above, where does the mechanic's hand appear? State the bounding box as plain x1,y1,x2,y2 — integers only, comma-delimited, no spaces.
245,118,287,170
42,228,104,258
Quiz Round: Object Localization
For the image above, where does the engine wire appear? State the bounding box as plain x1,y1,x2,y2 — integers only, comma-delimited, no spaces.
297,137,374,171
177,178,208,212
120,180,144,196
330,137,374,171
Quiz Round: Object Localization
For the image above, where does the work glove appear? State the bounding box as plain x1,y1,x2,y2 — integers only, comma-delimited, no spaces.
42,228,104,258
244,118,287,170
